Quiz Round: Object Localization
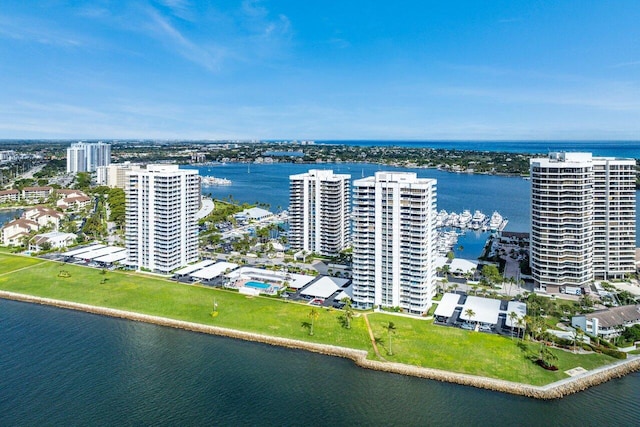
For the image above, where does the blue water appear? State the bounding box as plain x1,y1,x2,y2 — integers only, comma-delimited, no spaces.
188,162,639,254
1,298,639,426
0,209,23,226
245,281,271,290
314,140,640,158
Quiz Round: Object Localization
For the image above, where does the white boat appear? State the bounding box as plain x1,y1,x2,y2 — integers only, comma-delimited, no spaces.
489,211,503,231
446,212,459,227
201,176,232,186
471,210,485,230
435,209,448,228
458,210,472,228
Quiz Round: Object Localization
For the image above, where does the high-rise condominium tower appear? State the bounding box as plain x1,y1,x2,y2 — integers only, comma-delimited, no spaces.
351,172,437,316
530,152,636,292
66,142,111,173
592,157,637,279
125,165,200,273
289,169,351,257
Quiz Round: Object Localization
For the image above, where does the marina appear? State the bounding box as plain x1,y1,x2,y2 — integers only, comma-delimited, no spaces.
201,176,232,186
436,209,508,232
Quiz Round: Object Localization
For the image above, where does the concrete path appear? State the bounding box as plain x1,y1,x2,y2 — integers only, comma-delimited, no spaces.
363,313,386,361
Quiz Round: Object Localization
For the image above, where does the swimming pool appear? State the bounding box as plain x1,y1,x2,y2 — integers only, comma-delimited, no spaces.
245,281,271,290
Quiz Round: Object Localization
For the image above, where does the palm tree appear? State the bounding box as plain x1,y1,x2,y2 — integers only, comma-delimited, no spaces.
308,307,319,336
342,298,353,329
464,308,476,329
383,321,397,355
508,311,519,340
573,327,584,354
538,345,558,368
471,284,479,296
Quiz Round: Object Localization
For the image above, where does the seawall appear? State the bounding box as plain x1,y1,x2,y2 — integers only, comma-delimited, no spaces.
2,290,638,400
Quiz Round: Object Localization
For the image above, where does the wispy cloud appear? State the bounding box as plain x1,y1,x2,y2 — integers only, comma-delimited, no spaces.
434,82,640,112
143,6,227,71
609,60,640,69
156,0,194,21
0,15,87,47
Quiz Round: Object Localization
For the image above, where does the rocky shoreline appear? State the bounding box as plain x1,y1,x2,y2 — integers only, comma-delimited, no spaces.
2,290,638,400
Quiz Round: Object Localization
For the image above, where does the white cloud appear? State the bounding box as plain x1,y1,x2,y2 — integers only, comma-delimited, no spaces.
0,15,86,47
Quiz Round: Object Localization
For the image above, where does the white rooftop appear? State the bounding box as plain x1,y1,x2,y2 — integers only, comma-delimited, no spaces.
173,260,216,276
191,262,239,280
505,301,527,328
244,207,272,219
334,284,353,301
63,244,105,257
94,251,128,264
450,258,478,274
460,296,502,325
434,293,462,318
300,276,350,299
78,246,125,261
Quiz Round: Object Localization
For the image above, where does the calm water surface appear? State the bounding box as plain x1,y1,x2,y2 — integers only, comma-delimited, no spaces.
192,162,640,253
1,299,639,426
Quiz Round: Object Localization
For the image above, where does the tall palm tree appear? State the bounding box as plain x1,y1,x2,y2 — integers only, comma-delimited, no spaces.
464,308,476,329
508,311,519,339
308,307,319,336
341,298,354,329
383,321,397,355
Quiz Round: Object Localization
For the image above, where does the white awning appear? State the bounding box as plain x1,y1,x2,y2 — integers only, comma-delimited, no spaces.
301,276,349,299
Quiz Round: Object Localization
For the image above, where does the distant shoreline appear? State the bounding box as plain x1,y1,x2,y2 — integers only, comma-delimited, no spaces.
2,290,638,400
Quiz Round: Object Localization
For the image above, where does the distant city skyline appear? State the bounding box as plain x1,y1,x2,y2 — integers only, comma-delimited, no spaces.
1,1,640,140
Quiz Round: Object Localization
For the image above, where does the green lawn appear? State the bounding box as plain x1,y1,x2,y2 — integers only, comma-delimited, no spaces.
367,313,615,385
0,252,617,385
0,254,371,350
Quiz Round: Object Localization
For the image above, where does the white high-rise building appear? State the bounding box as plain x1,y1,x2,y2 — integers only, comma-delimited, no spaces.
530,152,636,292
125,165,200,273
66,142,111,173
66,143,86,173
592,157,637,280
289,170,351,256
352,172,437,316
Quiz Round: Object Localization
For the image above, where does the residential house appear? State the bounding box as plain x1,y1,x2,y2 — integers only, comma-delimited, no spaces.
22,186,54,203
0,189,20,204
29,231,77,251
2,218,39,246
572,304,640,339
23,207,64,229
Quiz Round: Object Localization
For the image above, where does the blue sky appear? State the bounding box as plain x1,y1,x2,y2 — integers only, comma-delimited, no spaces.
1,1,639,140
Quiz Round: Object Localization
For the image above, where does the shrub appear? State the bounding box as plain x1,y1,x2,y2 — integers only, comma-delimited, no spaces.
601,348,627,359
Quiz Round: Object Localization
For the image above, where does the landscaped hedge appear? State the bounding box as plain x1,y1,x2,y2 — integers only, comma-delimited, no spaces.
600,348,627,360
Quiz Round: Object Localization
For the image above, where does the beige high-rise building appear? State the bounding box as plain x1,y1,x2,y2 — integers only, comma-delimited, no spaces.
97,162,142,188
530,152,636,293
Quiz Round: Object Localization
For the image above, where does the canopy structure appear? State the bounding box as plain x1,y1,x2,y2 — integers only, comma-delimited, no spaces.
78,246,125,261
62,244,105,257
94,251,128,264
505,301,527,327
460,296,501,325
191,262,239,281
450,258,478,274
300,276,350,299
434,293,462,318
334,284,353,301
173,260,216,276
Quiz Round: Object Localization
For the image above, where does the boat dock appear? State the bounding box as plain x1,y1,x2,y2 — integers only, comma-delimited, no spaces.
436,209,508,232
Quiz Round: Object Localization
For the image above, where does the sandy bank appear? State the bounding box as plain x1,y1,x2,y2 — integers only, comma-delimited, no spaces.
2,290,638,400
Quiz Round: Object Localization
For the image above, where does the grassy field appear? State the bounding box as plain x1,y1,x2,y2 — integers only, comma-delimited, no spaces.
0,252,617,385
367,313,614,385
